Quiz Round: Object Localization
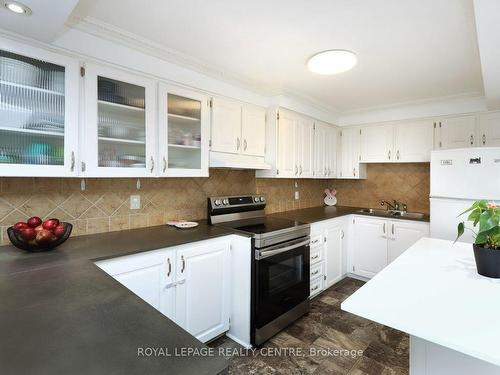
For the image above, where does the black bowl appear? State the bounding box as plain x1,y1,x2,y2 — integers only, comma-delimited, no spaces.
7,223,73,252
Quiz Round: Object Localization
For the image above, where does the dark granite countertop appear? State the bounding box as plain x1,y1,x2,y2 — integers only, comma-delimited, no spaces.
0,222,238,375
269,205,430,224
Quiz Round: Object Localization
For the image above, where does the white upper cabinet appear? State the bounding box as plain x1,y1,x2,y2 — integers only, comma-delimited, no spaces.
479,112,500,147
210,98,241,154
435,116,477,149
360,125,394,162
326,127,338,177
295,116,314,178
0,38,79,177
339,127,366,179
210,97,268,169
313,122,328,178
314,122,337,178
241,106,266,157
158,83,209,177
82,63,157,177
394,120,434,162
276,109,296,177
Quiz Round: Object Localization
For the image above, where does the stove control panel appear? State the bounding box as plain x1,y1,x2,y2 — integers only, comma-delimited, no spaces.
208,195,266,209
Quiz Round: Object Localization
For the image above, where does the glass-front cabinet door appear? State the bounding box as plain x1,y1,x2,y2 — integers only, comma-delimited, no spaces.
83,64,156,177
0,39,79,176
158,83,209,177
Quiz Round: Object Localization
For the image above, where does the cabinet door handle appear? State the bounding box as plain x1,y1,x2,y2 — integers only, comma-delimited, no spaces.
388,150,391,160
392,223,395,236
150,157,154,173
243,139,247,151
470,135,474,146
236,137,240,150
341,229,344,239
324,167,327,176
353,167,356,177
311,285,319,291
81,161,86,172
396,150,400,160
181,255,185,273
70,151,75,172
295,165,298,175
383,223,386,234
483,134,486,145
299,165,303,175
167,257,171,277
163,157,167,173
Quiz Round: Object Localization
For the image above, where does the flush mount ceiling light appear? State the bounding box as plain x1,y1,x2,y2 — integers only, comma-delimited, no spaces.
3,1,32,15
307,50,357,75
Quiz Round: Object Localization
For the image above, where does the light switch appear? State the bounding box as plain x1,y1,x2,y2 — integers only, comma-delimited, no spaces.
295,191,300,200
130,195,141,210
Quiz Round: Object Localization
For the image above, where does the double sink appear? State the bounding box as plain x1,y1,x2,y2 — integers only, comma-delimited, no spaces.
357,208,426,220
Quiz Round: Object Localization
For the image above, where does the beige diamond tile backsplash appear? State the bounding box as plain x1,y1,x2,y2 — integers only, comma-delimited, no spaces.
0,163,430,245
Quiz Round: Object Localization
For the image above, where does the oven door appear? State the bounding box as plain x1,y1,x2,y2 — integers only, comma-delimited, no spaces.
254,237,310,329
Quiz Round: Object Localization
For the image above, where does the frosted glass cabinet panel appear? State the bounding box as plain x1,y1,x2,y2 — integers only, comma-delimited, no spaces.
158,83,209,177
0,39,78,176
83,64,156,177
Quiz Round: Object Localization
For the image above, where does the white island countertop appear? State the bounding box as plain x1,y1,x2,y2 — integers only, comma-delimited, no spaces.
341,238,500,367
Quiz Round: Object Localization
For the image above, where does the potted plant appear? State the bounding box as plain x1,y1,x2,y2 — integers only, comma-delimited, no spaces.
456,200,500,278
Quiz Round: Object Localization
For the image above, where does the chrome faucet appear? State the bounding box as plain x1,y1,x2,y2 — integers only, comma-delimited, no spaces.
380,200,407,212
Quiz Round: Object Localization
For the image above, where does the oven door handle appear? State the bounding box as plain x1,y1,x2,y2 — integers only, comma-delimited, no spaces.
255,238,310,260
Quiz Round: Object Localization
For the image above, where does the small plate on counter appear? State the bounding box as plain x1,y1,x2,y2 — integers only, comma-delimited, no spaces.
174,221,199,229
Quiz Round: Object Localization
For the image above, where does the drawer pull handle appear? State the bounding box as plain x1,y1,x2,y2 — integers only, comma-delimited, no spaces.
312,270,319,275
312,255,319,260
311,239,319,244
312,285,319,291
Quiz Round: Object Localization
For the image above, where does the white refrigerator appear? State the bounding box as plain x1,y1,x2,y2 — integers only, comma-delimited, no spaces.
430,147,500,242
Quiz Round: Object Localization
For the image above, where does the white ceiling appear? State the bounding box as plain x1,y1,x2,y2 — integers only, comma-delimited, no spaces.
0,0,79,42
69,0,484,113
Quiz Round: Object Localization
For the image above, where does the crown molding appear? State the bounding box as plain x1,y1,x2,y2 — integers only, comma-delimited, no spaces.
337,92,487,126
66,15,283,96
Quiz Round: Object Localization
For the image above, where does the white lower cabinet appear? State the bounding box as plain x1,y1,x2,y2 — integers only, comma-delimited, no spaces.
352,217,389,279
175,240,231,343
309,218,348,297
95,237,231,343
388,220,430,263
351,216,429,279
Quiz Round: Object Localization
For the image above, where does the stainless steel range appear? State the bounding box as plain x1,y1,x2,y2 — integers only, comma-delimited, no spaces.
208,194,311,346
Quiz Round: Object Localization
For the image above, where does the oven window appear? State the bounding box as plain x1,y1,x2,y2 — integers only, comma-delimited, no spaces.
268,255,303,295
255,244,309,328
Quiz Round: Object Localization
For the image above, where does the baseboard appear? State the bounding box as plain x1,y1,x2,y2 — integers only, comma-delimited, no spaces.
225,333,252,349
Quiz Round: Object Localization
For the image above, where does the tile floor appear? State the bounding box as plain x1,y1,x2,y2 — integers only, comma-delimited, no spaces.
209,278,409,374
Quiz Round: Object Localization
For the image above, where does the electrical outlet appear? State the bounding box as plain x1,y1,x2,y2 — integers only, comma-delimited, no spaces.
294,191,300,200
130,195,141,210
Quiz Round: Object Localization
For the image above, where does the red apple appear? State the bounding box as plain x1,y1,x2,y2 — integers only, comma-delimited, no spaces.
53,224,66,237
27,216,42,228
36,229,56,245
19,227,36,241
42,218,60,231
13,222,29,231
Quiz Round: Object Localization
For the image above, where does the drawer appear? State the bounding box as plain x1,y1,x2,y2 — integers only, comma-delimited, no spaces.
310,261,324,280
309,234,323,249
310,276,325,297
310,246,324,265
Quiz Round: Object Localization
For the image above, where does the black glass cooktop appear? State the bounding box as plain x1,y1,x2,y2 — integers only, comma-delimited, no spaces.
220,217,306,235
